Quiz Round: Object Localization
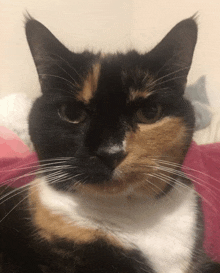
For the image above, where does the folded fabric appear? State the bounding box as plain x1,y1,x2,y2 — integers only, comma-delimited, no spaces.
0,126,31,158
0,127,220,261
183,141,220,262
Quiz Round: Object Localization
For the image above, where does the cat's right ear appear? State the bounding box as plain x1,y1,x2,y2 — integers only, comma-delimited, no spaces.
25,18,85,92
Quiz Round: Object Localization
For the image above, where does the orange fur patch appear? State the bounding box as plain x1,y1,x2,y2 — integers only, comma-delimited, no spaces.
118,117,189,196
129,89,153,101
77,63,101,103
28,181,121,246
129,74,156,101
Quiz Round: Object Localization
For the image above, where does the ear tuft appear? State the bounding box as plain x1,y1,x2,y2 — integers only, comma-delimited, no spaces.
24,11,35,24
191,12,199,23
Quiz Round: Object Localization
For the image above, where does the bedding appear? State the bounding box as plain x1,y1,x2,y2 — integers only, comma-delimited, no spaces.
183,141,220,262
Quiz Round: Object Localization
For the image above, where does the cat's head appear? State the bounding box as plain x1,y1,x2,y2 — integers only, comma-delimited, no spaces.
26,17,197,197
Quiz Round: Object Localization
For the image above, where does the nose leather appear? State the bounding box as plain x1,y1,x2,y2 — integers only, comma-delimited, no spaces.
96,145,127,169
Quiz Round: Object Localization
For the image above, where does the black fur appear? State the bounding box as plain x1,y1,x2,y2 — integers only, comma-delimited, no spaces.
199,263,220,273
0,187,217,273
1,16,220,273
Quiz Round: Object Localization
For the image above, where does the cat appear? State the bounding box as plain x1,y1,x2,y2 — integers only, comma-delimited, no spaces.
1,15,220,273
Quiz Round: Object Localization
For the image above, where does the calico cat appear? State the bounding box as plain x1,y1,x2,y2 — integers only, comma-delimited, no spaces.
1,16,220,273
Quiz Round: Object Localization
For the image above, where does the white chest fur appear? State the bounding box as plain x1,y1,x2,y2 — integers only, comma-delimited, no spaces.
38,178,197,273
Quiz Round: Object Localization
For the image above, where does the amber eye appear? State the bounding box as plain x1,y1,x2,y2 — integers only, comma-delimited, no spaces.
58,104,87,124
136,104,162,124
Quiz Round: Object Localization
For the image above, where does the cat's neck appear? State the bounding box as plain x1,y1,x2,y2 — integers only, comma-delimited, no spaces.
28,177,198,273
29,176,196,235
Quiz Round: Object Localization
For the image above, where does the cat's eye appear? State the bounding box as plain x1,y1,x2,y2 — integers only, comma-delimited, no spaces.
136,104,162,124
58,104,87,124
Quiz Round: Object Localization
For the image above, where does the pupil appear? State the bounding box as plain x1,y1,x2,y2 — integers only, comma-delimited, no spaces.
143,105,157,119
65,104,82,121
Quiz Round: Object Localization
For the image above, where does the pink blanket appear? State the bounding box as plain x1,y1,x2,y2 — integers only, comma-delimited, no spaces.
0,127,220,261
184,141,220,262
0,127,38,187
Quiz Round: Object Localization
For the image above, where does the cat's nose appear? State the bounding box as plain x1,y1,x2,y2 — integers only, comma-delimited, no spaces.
96,145,127,169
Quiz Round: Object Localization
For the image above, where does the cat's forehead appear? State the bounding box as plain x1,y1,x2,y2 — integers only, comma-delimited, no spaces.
76,54,155,105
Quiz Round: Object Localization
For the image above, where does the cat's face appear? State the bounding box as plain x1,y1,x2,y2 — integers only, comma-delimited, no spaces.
26,17,197,197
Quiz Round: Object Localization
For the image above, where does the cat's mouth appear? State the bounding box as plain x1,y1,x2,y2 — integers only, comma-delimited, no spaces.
45,155,118,191
45,154,170,197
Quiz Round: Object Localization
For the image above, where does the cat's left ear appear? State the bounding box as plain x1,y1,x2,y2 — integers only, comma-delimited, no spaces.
147,17,198,93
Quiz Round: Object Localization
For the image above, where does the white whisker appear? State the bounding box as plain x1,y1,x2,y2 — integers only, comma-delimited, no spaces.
143,66,190,90
50,53,84,80
38,74,78,90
